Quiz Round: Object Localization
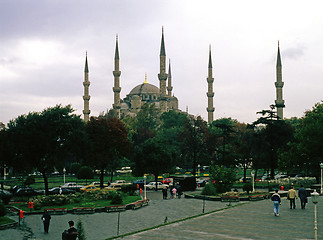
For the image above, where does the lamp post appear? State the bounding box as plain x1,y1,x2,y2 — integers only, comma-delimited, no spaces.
320,163,323,195
311,189,319,240
144,175,147,200
251,170,255,192
63,168,66,185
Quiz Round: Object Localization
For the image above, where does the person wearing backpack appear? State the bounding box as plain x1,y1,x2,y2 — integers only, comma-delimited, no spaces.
271,189,281,216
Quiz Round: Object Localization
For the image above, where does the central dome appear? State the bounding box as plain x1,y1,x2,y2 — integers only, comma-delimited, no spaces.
129,83,160,96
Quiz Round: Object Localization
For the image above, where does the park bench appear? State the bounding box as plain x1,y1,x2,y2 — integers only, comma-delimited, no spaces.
249,194,265,201
128,199,149,210
220,195,240,202
106,205,126,212
72,207,95,214
45,208,67,215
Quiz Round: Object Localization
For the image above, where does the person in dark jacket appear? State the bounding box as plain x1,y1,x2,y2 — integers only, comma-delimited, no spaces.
62,220,77,240
271,189,281,216
298,185,308,209
41,210,51,233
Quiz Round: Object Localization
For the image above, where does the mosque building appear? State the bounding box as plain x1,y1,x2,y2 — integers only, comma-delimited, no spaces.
83,28,214,122
82,29,284,123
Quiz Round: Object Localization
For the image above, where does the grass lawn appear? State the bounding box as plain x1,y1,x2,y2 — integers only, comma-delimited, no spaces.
0,216,16,225
9,195,141,212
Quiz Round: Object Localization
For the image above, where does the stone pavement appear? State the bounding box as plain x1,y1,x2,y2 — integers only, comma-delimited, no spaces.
1,192,322,240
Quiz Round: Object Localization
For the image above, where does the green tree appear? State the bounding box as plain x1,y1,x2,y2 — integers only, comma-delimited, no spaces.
77,166,94,185
208,118,238,167
133,137,172,189
210,164,236,193
6,105,86,195
179,116,208,175
279,102,323,181
85,117,131,187
251,106,293,179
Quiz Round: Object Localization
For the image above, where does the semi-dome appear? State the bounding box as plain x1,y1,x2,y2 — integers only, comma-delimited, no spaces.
129,83,160,96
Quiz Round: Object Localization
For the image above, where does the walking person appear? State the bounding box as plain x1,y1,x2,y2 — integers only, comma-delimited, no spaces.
287,186,297,209
170,186,174,199
41,210,51,233
298,185,308,209
271,189,281,216
172,186,177,198
62,220,78,240
162,186,168,199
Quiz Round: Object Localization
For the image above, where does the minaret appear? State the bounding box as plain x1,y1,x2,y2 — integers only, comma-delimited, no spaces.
158,27,168,112
83,52,91,122
206,45,215,124
275,41,285,119
113,35,121,118
167,60,173,97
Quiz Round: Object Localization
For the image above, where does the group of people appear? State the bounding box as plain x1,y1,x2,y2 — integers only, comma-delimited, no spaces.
162,184,183,199
41,210,78,239
271,185,308,216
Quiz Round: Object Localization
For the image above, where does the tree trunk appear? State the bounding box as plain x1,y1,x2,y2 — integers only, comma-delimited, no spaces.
155,174,158,191
42,172,49,196
100,167,104,189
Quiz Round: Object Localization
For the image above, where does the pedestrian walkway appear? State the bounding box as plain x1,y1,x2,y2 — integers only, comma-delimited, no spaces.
120,195,322,240
1,193,321,240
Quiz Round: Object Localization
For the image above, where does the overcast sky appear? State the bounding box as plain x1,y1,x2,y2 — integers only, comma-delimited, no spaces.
1,0,322,125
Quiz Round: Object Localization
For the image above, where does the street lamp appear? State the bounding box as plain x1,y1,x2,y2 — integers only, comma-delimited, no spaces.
144,175,147,200
311,189,319,240
63,168,66,185
251,170,255,192
320,163,323,195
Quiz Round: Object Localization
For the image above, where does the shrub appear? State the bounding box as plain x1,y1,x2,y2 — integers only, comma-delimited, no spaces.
243,183,253,195
210,165,236,194
0,201,6,217
201,183,217,196
77,220,86,240
120,185,137,195
111,194,122,204
24,176,35,186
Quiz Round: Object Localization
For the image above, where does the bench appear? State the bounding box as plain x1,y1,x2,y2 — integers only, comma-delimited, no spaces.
129,199,149,210
106,205,126,212
249,195,265,201
220,196,240,202
45,208,67,215
72,207,95,214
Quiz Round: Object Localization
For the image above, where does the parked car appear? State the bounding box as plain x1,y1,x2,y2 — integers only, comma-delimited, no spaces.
196,179,208,187
109,180,131,188
61,182,84,190
14,187,41,197
48,187,75,195
239,177,252,183
80,185,98,192
144,182,168,190
9,185,24,194
161,178,173,185
89,182,109,188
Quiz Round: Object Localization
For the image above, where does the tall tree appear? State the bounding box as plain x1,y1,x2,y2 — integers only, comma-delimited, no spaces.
85,117,130,187
133,137,172,189
207,118,237,167
251,106,293,178
6,105,86,195
179,116,208,175
280,102,323,181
